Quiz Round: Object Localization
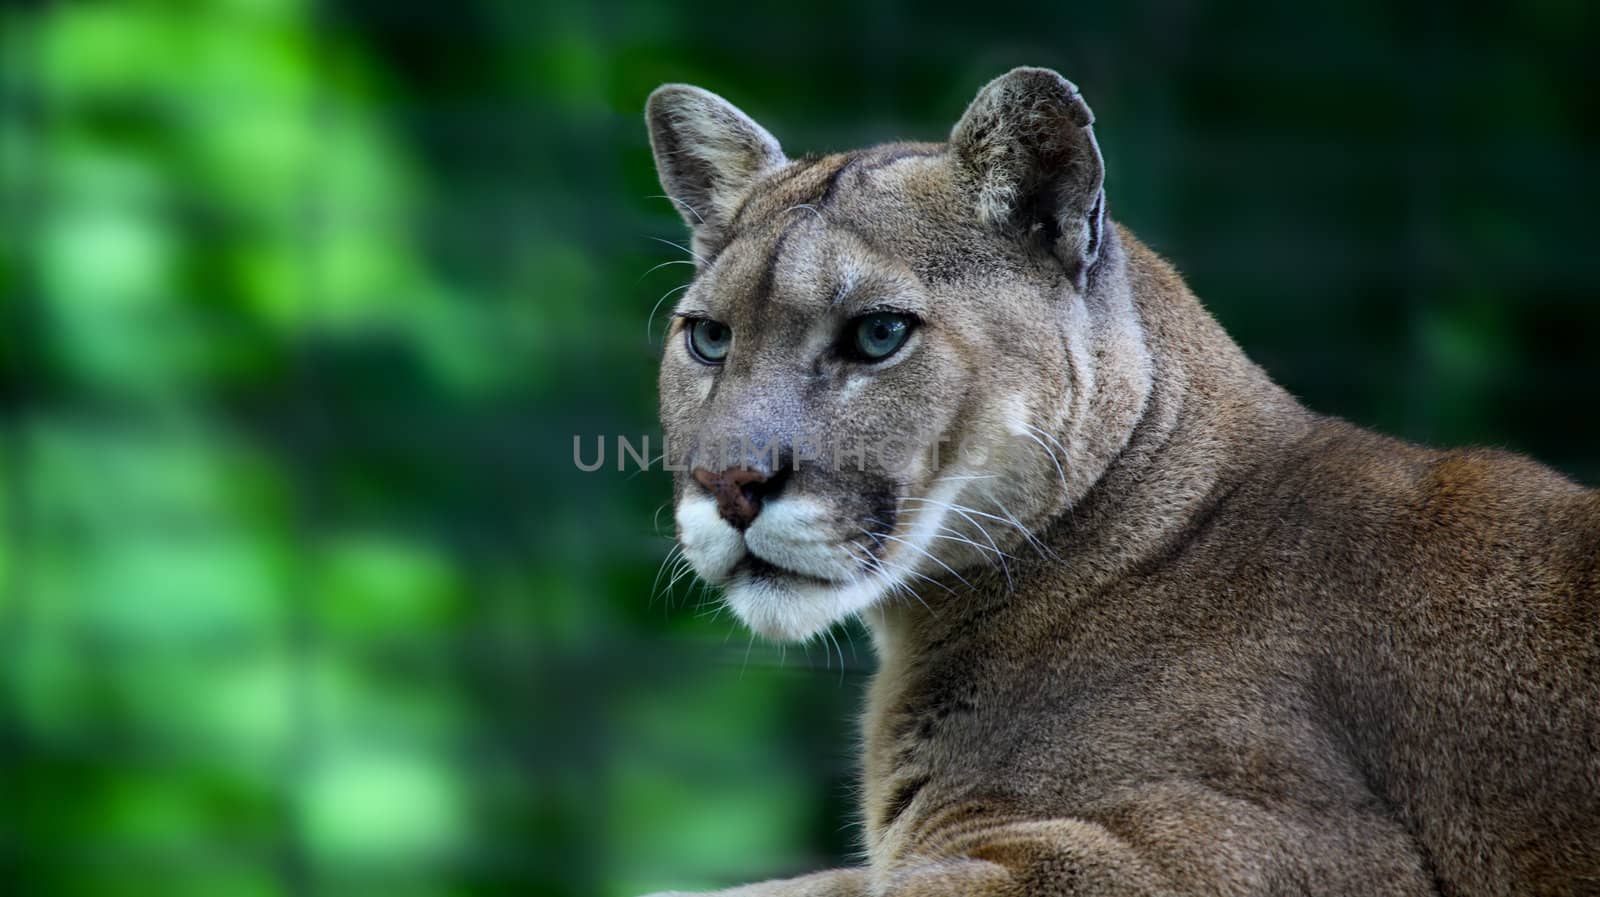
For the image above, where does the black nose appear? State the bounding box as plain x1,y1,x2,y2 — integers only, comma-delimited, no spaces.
692,466,789,530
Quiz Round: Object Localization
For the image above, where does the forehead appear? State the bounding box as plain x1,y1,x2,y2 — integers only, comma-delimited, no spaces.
681,146,995,317
731,144,950,233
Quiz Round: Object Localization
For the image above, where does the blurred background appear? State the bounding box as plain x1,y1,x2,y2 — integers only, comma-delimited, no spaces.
1,1,1596,895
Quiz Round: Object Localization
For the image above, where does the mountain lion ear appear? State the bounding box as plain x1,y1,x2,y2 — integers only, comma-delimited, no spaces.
646,84,787,245
951,67,1107,289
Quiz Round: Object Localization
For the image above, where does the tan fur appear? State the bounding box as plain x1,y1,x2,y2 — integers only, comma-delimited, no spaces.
642,69,1600,896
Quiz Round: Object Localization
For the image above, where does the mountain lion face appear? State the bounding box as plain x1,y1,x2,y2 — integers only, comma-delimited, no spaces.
648,70,1152,641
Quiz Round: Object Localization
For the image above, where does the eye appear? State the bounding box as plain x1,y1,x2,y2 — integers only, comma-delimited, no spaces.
686,318,732,364
848,312,915,362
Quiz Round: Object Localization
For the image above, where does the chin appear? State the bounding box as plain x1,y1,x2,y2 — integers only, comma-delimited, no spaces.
720,561,891,642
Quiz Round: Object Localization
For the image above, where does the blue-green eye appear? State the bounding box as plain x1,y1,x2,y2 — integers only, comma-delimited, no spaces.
686,318,731,364
849,312,914,361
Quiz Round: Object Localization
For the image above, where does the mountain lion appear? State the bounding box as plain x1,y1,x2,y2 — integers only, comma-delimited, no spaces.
641,67,1600,896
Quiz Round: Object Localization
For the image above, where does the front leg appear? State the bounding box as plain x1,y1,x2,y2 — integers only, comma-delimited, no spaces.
637,820,1164,897
880,789,1437,897
638,829,1150,897
644,791,1434,897
642,867,871,897
887,818,1168,897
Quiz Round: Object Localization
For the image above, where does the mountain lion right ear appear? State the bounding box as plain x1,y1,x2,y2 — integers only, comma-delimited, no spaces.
951,67,1107,290
646,84,787,248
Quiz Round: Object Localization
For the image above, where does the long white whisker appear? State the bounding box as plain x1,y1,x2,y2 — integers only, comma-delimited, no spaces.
650,545,684,607
664,556,698,600
925,522,1008,559
783,203,828,226
1022,422,1076,479
1016,426,1068,490
844,541,941,609
923,531,1006,560
852,540,956,598
740,629,757,679
648,235,710,267
824,626,847,681
901,496,1025,535
899,497,1014,590
625,450,664,481
900,497,1014,558
982,494,1061,562
890,575,936,612
654,556,687,608
858,525,972,589
646,283,692,341
650,193,705,225
947,477,1058,563
1025,421,1071,456
636,259,697,282
890,564,958,598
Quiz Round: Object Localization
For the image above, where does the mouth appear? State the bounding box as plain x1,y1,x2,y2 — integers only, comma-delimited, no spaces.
735,553,843,586
673,493,918,640
718,545,893,643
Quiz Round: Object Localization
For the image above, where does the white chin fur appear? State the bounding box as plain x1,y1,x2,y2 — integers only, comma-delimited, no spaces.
722,570,891,642
673,483,966,642
674,497,745,580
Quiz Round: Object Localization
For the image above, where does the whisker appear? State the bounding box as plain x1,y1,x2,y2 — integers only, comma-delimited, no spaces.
1023,420,1073,459
646,283,693,341
982,495,1061,562
926,522,1008,559
650,193,705,225
858,525,972,589
650,544,685,608
892,565,958,598
950,473,1059,563
891,577,936,613
844,541,937,613
626,449,675,481
923,531,1007,561
846,538,948,605
648,235,710,267
664,556,699,601
636,258,698,282
783,203,828,226
902,496,1025,537
824,626,847,682
1016,424,1068,490
740,629,757,679
899,497,1014,589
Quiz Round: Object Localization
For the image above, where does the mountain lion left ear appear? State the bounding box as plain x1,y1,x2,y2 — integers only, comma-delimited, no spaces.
645,84,787,255
951,67,1107,290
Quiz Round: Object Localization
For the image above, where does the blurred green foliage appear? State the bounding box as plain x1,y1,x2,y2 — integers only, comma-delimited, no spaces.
1,1,1596,896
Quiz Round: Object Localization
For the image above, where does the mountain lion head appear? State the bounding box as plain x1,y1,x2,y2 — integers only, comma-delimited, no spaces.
647,68,1153,642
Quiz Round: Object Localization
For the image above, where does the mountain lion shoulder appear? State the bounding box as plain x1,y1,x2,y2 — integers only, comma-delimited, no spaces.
639,67,1600,896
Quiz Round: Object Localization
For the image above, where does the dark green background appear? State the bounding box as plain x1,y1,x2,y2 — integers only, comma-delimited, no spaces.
2,1,1596,895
